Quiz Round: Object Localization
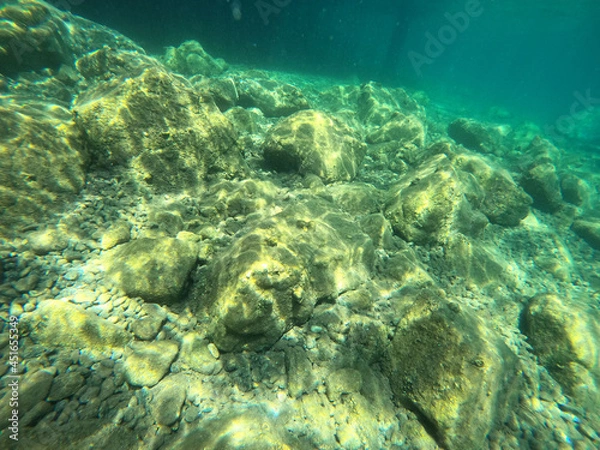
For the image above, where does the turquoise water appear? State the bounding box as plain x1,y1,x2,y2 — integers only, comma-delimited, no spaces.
1,1,600,449
71,0,600,127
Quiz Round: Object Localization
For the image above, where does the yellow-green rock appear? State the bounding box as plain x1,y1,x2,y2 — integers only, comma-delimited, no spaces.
262,109,366,183
104,237,198,305
123,340,179,387
22,300,131,354
383,296,520,450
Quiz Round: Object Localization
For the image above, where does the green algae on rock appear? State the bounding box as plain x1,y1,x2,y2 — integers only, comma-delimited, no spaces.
122,340,179,387
236,75,310,117
200,198,374,352
384,294,521,450
21,300,132,353
162,40,228,77
103,237,198,305
73,56,245,191
384,154,488,245
0,100,87,238
263,109,366,183
571,217,600,250
521,293,600,410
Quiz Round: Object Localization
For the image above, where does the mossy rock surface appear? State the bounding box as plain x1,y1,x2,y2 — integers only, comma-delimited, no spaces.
202,198,374,351
74,60,244,191
384,295,520,450
520,293,600,409
263,109,366,183
104,237,198,305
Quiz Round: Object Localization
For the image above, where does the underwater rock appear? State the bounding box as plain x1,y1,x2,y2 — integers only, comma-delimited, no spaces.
519,137,564,213
27,227,70,255
571,218,600,250
357,81,425,128
149,374,187,426
560,173,590,207
73,62,244,191
165,409,299,450
100,221,131,250
285,346,317,399
201,198,374,352
520,293,600,409
0,0,142,77
236,75,309,117
383,295,520,450
47,371,85,402
453,153,532,226
378,245,433,289
0,100,87,239
224,105,265,134
359,213,396,250
123,340,179,387
366,112,425,148
0,367,55,429
447,118,504,154
263,109,367,183
103,237,198,305
326,368,362,402
22,300,131,354
178,334,222,375
131,304,167,341
0,1,71,75
193,76,240,112
162,40,228,77
326,183,382,217
443,233,522,289
384,154,488,245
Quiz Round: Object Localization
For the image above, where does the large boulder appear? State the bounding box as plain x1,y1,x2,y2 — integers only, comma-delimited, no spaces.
162,40,228,77
384,154,488,245
572,217,600,250
201,199,374,351
236,75,309,117
519,137,564,213
384,295,520,450
447,118,504,154
0,0,72,75
452,153,532,226
0,0,141,76
103,237,198,305
73,53,244,191
520,293,600,409
0,100,87,238
21,300,132,354
262,109,367,183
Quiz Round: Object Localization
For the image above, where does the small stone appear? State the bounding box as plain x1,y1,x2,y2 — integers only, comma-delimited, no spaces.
12,274,40,293
178,334,221,375
100,222,131,250
9,303,24,317
131,315,165,341
123,341,179,387
64,269,80,281
48,372,85,401
151,375,187,426
28,229,69,255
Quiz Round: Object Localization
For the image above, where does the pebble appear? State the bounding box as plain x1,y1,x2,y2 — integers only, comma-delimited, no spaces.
9,303,24,317
13,274,40,292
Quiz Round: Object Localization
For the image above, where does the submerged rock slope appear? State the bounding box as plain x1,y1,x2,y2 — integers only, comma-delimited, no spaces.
0,1,599,449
